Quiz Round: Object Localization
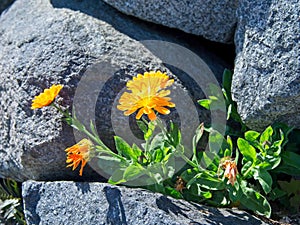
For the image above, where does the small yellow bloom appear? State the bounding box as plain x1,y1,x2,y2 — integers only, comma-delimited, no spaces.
117,71,175,121
31,84,63,109
65,139,93,176
223,160,238,186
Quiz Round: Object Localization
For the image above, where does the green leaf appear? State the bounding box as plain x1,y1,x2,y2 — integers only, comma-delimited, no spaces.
274,151,300,176
253,168,273,194
97,155,123,175
207,191,230,207
259,156,281,170
63,117,73,126
164,187,182,199
165,154,175,178
123,164,145,181
260,126,273,146
227,181,242,203
241,161,253,178
169,122,181,146
198,99,211,110
136,120,148,134
70,110,85,131
152,149,164,162
239,181,271,218
114,136,136,160
153,172,164,184
272,122,294,147
193,123,204,149
201,152,219,171
223,149,231,158
235,146,239,164
208,96,225,111
244,131,264,154
149,133,164,152
222,69,233,96
226,104,232,120
245,130,260,142
108,169,126,185
0,199,19,220
192,123,204,162
147,163,164,184
162,147,172,161
268,187,287,201
278,179,300,196
209,129,227,155
222,139,233,158
271,129,284,156
226,135,233,153
132,144,142,159
237,138,257,162
278,179,300,212
145,121,156,140
180,168,199,182
187,183,212,199
187,172,225,191
169,122,181,147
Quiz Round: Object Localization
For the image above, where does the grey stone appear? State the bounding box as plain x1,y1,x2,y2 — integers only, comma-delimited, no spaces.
0,0,230,181
22,180,271,225
101,0,238,44
0,0,14,14
232,0,300,131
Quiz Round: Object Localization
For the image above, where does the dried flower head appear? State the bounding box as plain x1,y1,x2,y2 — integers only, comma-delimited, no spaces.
175,176,186,193
31,84,63,109
222,159,238,186
117,71,175,121
65,139,93,176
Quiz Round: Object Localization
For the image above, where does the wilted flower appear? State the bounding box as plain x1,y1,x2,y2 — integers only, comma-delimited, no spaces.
31,84,63,109
175,176,186,193
65,139,93,176
117,71,175,121
222,159,238,186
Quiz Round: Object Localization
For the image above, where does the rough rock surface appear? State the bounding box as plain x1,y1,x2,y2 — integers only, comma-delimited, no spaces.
0,0,14,14
0,0,229,181
101,0,238,44
22,181,271,225
232,0,300,130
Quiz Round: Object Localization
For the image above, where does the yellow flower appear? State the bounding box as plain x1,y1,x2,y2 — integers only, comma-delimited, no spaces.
31,84,63,109
65,139,93,176
117,71,175,121
223,160,238,186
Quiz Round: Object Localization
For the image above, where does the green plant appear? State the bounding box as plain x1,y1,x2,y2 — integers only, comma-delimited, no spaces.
197,69,300,217
0,178,26,224
30,69,300,219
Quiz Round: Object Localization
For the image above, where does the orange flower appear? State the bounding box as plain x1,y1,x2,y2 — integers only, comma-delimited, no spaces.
117,71,175,121
31,84,63,109
223,160,238,186
65,139,93,176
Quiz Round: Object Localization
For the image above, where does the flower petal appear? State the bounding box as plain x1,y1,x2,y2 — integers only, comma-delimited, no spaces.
117,71,175,121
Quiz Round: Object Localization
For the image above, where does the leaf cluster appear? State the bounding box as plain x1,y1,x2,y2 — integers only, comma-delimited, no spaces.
0,178,26,224
99,69,300,218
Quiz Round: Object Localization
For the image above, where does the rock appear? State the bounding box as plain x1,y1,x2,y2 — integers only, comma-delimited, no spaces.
101,0,238,44
0,0,230,181
0,0,14,14
232,0,300,131
22,180,271,225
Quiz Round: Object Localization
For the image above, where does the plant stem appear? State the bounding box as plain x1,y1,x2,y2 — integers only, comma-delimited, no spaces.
95,146,127,162
178,151,199,168
52,103,111,151
242,163,254,178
